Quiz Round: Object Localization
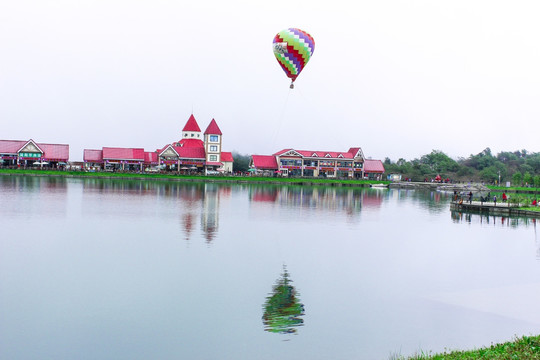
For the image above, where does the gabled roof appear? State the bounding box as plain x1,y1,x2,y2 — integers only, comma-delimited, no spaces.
273,149,304,157
0,140,26,154
348,147,364,159
273,148,356,159
102,147,145,161
182,114,201,132
159,144,180,157
364,159,385,173
0,139,68,160
84,149,103,162
204,118,222,135
251,155,278,169
220,152,233,162
20,139,44,154
174,146,206,160
178,138,204,148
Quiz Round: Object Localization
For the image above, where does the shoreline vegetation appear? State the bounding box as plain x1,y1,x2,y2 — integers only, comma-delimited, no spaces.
0,168,386,187
394,334,540,360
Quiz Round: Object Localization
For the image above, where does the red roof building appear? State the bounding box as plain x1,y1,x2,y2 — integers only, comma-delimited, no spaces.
103,147,145,161
251,155,279,170
0,139,69,167
363,159,385,174
81,114,233,174
83,149,103,163
220,152,233,162
251,147,384,179
157,115,233,174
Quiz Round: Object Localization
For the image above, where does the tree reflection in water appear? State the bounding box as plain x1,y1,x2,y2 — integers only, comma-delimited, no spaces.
262,266,305,334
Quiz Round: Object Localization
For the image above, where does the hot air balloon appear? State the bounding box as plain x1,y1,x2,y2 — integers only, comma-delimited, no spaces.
273,28,315,89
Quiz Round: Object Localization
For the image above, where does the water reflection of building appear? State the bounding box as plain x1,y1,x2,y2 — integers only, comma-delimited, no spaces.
80,180,229,243
248,186,383,214
201,184,219,243
0,176,69,217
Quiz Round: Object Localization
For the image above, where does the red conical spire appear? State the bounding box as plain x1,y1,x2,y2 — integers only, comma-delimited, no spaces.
204,118,222,135
182,114,201,132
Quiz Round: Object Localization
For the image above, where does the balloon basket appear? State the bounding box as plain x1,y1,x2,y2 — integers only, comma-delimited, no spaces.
290,83,294,89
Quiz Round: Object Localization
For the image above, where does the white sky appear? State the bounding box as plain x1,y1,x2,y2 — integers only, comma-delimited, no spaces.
1,0,539,161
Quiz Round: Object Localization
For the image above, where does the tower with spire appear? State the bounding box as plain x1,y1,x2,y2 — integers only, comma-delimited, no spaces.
204,118,223,166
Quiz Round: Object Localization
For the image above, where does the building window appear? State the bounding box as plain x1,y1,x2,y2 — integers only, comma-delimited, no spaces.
319,160,335,167
209,155,217,161
210,145,218,152
210,135,218,142
184,134,188,137
191,134,194,137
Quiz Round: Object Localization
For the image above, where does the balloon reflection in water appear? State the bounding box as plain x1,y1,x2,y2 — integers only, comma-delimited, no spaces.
262,266,305,334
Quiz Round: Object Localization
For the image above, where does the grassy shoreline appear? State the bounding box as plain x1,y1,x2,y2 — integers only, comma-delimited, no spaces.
396,335,540,359
0,169,388,187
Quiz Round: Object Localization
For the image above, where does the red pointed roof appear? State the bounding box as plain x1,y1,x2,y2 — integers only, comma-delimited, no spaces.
204,118,222,135
182,114,201,132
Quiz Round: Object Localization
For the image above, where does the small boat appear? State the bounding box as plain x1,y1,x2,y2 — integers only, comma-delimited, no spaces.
370,183,388,189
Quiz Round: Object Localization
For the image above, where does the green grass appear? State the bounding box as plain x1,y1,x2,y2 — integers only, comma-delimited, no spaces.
395,335,540,359
488,185,540,193
0,168,388,186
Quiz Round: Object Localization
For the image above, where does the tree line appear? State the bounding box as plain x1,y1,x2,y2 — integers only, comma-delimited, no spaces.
384,148,540,186
231,148,540,186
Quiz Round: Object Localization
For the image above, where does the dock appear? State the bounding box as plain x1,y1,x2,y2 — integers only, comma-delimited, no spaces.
450,200,540,218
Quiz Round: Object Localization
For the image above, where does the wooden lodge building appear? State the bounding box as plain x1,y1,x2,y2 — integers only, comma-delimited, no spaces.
83,115,234,174
0,139,69,168
250,148,385,179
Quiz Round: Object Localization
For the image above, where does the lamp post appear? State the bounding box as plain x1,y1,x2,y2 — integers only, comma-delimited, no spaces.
498,170,501,186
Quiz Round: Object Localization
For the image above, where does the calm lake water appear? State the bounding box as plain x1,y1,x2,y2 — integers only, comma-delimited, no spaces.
2,176,540,360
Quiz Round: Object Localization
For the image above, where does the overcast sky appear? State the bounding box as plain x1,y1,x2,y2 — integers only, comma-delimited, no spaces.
1,1,539,161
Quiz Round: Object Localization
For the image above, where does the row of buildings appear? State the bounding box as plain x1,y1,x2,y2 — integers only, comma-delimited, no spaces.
0,115,385,179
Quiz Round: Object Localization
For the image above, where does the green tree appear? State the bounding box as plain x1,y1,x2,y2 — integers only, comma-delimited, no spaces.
512,171,523,186
420,150,459,173
524,172,533,186
233,153,251,172
534,175,540,188
480,166,499,183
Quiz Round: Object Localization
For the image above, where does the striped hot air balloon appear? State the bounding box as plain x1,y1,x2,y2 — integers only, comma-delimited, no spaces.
272,28,315,89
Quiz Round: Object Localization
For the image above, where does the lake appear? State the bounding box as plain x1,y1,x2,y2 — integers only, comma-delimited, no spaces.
1,176,540,360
